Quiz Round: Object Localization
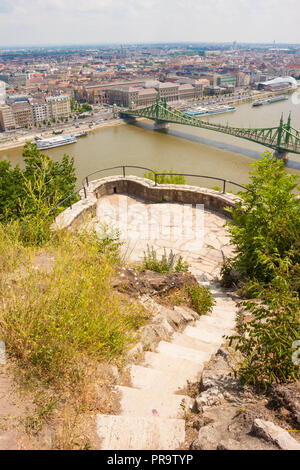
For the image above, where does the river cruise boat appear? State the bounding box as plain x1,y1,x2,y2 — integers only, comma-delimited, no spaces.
184,105,236,117
36,135,77,150
252,96,288,107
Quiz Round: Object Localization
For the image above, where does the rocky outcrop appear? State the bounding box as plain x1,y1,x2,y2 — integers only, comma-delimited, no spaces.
113,268,198,297
267,383,300,428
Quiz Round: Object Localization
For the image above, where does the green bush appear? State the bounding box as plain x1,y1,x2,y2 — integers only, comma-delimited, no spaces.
141,246,189,274
144,169,186,185
185,284,215,316
225,154,300,287
228,255,300,387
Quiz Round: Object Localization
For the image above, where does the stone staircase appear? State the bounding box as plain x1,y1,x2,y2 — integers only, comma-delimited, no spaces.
96,283,237,450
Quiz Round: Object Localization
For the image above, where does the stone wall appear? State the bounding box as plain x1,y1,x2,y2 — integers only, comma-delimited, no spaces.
53,175,240,231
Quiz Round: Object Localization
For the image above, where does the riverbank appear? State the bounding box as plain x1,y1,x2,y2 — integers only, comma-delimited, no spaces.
0,87,296,154
0,117,127,153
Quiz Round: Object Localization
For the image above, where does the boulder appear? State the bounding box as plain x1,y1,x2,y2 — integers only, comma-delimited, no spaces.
251,418,300,450
190,425,219,450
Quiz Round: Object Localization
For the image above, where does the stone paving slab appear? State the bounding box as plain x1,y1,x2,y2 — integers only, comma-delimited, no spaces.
96,415,185,450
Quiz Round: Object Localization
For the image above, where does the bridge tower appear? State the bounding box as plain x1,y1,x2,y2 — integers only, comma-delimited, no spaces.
154,97,170,130
273,113,289,162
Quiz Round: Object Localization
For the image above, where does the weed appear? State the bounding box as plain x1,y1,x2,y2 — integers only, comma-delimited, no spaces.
141,246,189,274
185,285,215,316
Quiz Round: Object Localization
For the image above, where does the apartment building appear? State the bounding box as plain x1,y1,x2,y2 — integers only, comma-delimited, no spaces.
0,81,6,105
11,102,33,128
32,101,49,123
235,72,251,87
46,95,71,119
0,105,16,131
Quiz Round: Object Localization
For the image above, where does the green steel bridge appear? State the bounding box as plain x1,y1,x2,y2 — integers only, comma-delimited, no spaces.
120,98,300,159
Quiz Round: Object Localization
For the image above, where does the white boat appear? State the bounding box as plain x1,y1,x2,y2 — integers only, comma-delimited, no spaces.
184,105,236,117
36,135,77,150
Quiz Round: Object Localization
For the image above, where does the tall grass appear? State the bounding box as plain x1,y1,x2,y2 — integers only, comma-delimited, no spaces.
0,227,148,385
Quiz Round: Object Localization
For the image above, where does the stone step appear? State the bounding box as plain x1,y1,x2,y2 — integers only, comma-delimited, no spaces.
195,314,235,331
172,333,219,356
184,324,225,345
212,303,236,311
210,307,237,321
130,364,188,393
116,385,191,419
143,351,203,381
157,340,212,363
96,415,185,450
214,298,236,307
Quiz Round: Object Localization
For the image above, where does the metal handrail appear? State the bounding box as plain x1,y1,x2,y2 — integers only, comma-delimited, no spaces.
49,187,83,214
82,165,156,188
51,165,247,215
153,172,247,193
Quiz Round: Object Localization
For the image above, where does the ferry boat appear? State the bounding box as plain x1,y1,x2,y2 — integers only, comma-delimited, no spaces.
184,105,236,117
74,132,88,138
36,135,77,150
252,96,288,107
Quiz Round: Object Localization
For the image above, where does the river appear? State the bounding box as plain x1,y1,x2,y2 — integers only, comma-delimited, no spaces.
1,93,300,192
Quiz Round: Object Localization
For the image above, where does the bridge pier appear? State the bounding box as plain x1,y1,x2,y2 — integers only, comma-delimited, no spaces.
154,120,170,131
119,113,137,123
273,149,288,163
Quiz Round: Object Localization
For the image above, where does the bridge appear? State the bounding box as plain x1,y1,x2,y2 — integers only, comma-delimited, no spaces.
120,98,300,160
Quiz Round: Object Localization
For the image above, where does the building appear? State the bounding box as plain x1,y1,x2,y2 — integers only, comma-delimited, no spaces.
178,84,195,100
0,105,16,131
107,79,205,108
6,94,30,105
136,88,157,107
8,73,27,87
235,72,250,87
216,74,237,87
258,76,297,91
46,95,71,120
156,82,179,102
107,86,140,107
32,101,49,123
11,102,33,128
76,86,108,104
0,81,6,105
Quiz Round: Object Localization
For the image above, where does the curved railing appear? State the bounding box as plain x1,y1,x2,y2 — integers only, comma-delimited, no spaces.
50,165,247,214
81,165,247,193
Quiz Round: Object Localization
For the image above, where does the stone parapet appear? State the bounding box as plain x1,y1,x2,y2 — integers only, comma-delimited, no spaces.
53,175,240,231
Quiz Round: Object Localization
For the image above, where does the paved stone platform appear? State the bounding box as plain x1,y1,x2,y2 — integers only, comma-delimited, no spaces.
91,193,233,282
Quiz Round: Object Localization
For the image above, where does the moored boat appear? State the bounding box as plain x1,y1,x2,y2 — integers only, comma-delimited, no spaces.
184,105,236,117
36,135,77,150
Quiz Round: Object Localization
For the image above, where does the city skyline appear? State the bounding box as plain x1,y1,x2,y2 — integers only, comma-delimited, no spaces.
0,0,300,47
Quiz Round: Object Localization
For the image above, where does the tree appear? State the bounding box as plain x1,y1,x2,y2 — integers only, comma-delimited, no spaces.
0,160,24,220
0,143,77,222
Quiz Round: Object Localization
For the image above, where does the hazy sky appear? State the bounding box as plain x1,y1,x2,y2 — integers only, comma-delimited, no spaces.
0,0,299,47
